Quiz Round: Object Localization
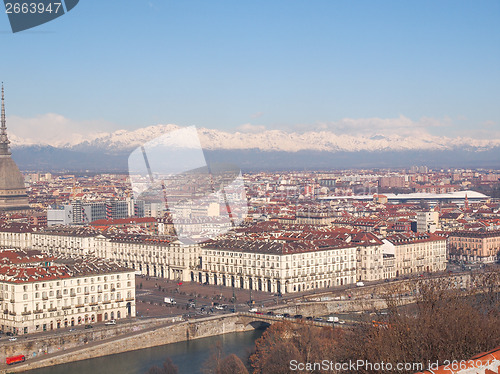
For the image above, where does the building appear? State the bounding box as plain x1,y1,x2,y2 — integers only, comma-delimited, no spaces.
381,232,447,276
0,249,135,335
200,238,357,294
47,198,147,226
416,211,439,233
0,84,30,213
448,230,500,263
0,220,449,294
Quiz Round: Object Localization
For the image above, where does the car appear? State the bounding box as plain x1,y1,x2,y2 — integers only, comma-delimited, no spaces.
105,320,116,325
283,313,291,318
266,311,274,316
306,316,313,321
249,308,258,313
229,308,236,313
9,337,17,341
215,305,225,310
6,332,14,336
84,324,93,329
255,311,264,315
294,314,303,319
69,328,76,332
314,317,323,322
275,314,284,318
356,281,365,287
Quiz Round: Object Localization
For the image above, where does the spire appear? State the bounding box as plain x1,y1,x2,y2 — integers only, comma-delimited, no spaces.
0,83,11,156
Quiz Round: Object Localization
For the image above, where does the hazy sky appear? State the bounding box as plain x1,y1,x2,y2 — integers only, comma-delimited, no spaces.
1,0,499,143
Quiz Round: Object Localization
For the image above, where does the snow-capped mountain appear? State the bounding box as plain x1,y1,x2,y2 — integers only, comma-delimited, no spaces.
10,124,500,153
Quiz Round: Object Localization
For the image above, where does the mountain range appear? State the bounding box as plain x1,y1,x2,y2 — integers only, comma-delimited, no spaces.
10,124,500,172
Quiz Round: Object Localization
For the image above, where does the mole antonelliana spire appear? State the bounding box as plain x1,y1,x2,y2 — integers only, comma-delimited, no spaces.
0,83,11,156
0,83,30,213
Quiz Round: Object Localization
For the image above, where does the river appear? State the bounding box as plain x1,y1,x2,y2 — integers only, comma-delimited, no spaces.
25,330,264,374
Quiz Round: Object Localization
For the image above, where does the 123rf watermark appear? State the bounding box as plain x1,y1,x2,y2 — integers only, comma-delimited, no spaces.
3,0,79,33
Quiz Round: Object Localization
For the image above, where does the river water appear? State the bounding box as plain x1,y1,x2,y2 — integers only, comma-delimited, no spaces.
25,330,263,374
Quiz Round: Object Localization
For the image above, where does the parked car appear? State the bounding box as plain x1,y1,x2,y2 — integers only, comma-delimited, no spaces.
9,337,17,342
283,313,291,318
85,324,93,329
275,314,284,318
294,314,303,319
305,316,313,321
314,317,323,322
266,311,274,316
249,308,258,313
356,281,365,287
105,320,116,326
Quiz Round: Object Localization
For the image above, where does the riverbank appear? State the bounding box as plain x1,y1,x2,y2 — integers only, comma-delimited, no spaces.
0,314,254,373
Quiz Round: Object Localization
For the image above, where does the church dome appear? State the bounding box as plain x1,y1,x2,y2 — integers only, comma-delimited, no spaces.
0,156,26,191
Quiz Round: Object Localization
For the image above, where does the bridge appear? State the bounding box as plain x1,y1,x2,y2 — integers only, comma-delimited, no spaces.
237,312,343,329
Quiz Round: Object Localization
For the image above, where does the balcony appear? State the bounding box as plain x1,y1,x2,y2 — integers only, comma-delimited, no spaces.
42,296,48,301
34,309,43,314
62,306,71,310
126,298,134,301
21,311,32,316
9,311,16,316
103,300,111,304
75,304,84,308
48,307,57,312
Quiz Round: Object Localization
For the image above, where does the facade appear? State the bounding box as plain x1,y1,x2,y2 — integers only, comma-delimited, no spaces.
351,232,384,282
0,249,135,335
200,238,357,294
416,211,440,233
381,232,447,276
47,198,145,226
0,221,448,294
0,84,30,213
448,230,500,263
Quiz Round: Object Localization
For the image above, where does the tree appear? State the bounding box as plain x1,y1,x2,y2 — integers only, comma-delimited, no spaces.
215,354,248,374
202,341,224,374
250,320,343,374
146,357,178,374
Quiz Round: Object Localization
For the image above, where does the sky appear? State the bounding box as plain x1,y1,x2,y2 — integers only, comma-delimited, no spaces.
0,0,499,145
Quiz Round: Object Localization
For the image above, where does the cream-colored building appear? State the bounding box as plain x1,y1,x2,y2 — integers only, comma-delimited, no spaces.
448,230,500,263
200,239,357,294
0,250,136,335
381,232,447,277
0,224,199,283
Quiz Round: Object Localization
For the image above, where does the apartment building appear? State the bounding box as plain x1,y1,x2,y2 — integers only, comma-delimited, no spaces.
0,250,135,335
448,230,500,263
381,232,447,276
200,238,357,294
